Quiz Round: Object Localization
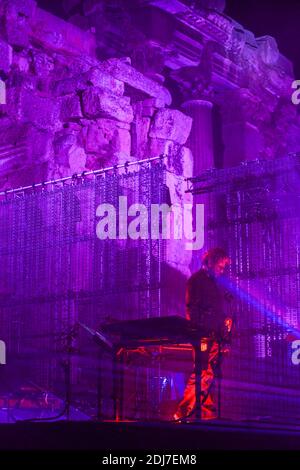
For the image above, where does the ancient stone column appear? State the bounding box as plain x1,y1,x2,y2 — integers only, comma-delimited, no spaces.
182,99,214,174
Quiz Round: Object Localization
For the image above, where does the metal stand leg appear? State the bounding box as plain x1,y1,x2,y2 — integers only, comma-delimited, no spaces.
113,347,124,421
119,351,124,421
96,350,103,421
112,349,119,421
217,341,222,420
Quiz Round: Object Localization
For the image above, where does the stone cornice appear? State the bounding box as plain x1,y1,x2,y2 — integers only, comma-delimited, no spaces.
30,7,96,58
100,58,172,106
176,9,233,44
142,0,294,94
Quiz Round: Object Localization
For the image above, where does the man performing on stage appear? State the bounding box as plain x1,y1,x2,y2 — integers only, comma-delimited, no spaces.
174,247,233,421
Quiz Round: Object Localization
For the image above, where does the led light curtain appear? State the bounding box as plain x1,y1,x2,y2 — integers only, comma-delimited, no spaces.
0,161,166,418
189,155,300,424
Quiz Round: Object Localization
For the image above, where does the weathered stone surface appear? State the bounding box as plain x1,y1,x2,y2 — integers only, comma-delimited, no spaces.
0,39,12,73
60,94,83,121
0,80,6,105
53,132,77,164
257,36,279,66
142,97,165,114
68,145,86,172
81,87,133,123
167,145,193,179
63,121,82,132
148,138,181,160
131,110,151,158
84,67,124,96
80,117,132,163
85,153,103,170
5,19,30,48
6,88,60,131
53,75,87,96
8,72,38,92
53,135,87,173
149,109,193,144
82,123,107,153
95,117,119,133
113,151,136,166
115,121,131,130
12,52,30,73
25,94,59,131
26,125,52,163
112,128,131,156
4,0,36,48
31,51,54,76
132,99,162,125
69,56,99,75
276,53,294,76
6,0,36,18
100,59,172,106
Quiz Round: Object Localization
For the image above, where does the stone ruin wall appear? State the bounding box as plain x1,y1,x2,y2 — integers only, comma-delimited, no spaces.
0,0,194,290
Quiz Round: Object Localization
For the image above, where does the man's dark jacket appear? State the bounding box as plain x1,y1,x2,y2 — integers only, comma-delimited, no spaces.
185,268,230,337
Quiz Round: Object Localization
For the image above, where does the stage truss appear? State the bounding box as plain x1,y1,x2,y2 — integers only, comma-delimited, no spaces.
187,155,300,423
0,159,167,420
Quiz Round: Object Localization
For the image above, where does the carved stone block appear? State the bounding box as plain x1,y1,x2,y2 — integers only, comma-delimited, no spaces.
81,86,133,123
149,109,192,144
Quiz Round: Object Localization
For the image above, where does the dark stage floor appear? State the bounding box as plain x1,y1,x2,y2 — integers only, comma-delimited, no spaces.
0,419,299,451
